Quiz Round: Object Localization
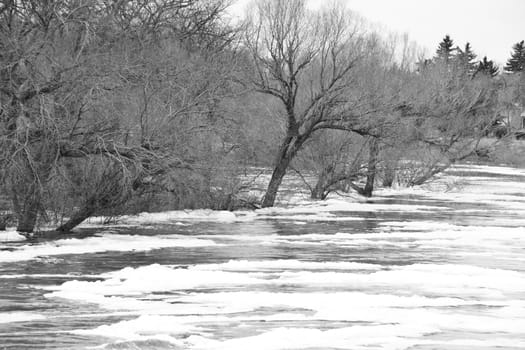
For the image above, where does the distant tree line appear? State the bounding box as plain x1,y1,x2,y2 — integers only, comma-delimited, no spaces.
0,0,523,234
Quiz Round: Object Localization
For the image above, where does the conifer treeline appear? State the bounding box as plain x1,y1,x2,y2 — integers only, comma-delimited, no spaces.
432,35,524,76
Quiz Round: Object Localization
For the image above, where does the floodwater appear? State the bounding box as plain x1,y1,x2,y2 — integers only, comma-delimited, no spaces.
1,164,525,350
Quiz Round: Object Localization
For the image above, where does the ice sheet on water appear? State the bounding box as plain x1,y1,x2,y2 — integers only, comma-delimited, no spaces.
47,260,525,329
174,324,440,350
256,213,363,221
0,233,217,263
72,315,192,346
44,263,265,308
47,259,525,299
194,259,381,271
375,221,525,259
84,312,525,350
69,290,502,348
86,209,256,226
68,287,525,348
5,163,525,349
257,198,448,214
453,164,525,176
37,210,525,348
0,312,45,324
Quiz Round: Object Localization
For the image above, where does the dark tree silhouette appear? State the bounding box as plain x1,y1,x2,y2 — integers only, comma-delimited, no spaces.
504,40,525,73
476,56,500,77
435,35,456,64
456,42,477,74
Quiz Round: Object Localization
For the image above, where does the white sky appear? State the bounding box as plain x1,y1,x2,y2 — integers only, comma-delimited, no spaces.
229,0,525,67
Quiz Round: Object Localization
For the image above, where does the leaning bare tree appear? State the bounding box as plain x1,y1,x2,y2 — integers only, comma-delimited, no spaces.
300,36,417,199
246,0,387,207
395,60,499,186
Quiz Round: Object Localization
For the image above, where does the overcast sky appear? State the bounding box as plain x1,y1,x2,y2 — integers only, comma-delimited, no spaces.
230,0,525,66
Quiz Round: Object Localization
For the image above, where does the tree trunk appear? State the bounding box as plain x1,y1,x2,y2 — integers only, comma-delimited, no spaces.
56,205,96,233
261,155,292,208
362,138,379,197
310,180,326,200
14,195,40,233
382,164,396,187
411,165,448,186
311,164,334,200
9,138,55,233
0,217,7,231
262,136,303,208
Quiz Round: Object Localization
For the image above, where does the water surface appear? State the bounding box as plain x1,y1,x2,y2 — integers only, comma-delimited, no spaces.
1,164,525,349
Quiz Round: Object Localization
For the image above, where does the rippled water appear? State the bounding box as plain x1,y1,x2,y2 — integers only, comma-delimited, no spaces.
1,164,525,349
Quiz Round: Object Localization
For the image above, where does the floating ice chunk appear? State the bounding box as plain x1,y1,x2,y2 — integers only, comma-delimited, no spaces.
73,315,194,343
0,233,217,263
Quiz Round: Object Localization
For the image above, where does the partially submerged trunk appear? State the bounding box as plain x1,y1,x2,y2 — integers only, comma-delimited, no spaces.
12,191,41,233
262,160,290,208
362,138,379,197
382,164,396,187
16,207,39,233
262,135,304,208
310,177,328,200
0,216,7,231
56,204,96,233
310,165,335,200
9,131,55,233
56,175,130,232
410,163,451,186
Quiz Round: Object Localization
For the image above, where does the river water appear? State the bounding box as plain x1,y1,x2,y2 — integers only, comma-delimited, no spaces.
1,164,525,350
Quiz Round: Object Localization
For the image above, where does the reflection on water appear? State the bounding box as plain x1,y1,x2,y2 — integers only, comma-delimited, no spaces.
1,164,525,349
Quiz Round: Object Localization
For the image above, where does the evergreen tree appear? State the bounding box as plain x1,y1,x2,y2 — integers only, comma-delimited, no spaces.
504,40,525,73
476,56,499,77
456,42,477,74
435,35,455,64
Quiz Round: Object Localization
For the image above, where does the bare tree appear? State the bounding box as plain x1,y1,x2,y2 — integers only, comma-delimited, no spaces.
296,34,415,200
0,0,239,233
392,61,499,186
245,0,389,207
